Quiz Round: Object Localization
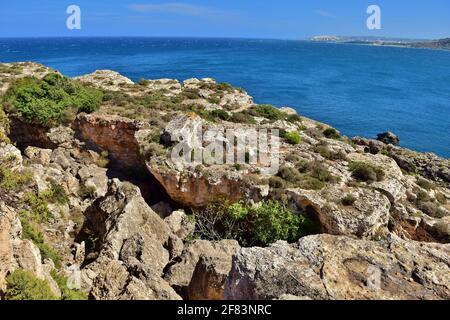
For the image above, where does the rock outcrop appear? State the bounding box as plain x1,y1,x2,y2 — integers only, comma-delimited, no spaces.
0,62,449,301
225,234,450,300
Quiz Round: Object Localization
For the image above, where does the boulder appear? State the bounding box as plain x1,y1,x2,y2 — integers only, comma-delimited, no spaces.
77,164,108,198
225,234,450,300
164,210,195,240
377,132,400,145
283,187,390,238
81,179,172,290
24,146,52,165
90,260,181,300
0,144,22,170
164,240,240,295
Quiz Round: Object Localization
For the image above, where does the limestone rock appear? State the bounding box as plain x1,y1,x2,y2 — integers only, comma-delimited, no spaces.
164,240,240,294
0,144,22,170
81,179,172,291
90,260,181,300
24,146,52,165
347,152,406,202
282,187,390,238
77,164,108,198
225,234,450,300
377,131,400,145
164,210,195,240
186,254,235,300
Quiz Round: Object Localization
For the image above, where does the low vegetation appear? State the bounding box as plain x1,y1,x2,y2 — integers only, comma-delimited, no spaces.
3,73,103,127
270,162,339,190
5,269,58,300
323,128,341,139
193,200,319,247
19,214,62,268
349,161,385,183
341,194,357,206
51,271,88,300
0,165,33,191
282,131,301,145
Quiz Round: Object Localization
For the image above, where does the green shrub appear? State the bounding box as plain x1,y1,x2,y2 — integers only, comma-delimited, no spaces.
286,114,302,123
96,150,110,168
19,215,62,268
313,144,347,161
5,269,58,300
0,166,33,190
323,128,340,139
310,162,338,183
342,194,357,206
193,200,318,247
230,112,256,124
436,192,447,205
77,184,97,199
138,78,150,86
417,201,446,218
269,176,287,188
416,177,434,190
210,109,230,121
278,165,303,184
51,271,88,300
249,104,284,120
3,73,103,127
349,161,385,183
283,131,301,145
24,192,53,222
42,181,69,205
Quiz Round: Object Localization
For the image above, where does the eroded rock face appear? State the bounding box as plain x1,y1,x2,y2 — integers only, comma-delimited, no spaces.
347,152,406,202
75,113,148,170
164,240,240,296
276,187,390,238
0,202,61,298
225,234,450,300
80,179,181,300
186,255,235,300
74,70,134,91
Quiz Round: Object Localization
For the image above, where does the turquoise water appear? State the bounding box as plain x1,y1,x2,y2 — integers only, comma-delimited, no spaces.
1,37,449,158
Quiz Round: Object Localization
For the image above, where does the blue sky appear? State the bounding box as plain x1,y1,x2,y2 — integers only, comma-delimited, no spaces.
1,0,449,39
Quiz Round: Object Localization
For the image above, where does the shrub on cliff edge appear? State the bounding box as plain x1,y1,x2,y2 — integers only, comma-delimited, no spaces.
5,269,57,300
193,200,318,247
3,73,103,127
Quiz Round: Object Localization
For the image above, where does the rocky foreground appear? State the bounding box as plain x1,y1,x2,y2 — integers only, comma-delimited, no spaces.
0,62,449,300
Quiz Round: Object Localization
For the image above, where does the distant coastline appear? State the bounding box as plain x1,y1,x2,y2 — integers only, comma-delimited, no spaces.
310,36,450,51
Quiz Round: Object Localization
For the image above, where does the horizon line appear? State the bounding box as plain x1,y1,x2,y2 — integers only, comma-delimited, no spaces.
0,35,445,41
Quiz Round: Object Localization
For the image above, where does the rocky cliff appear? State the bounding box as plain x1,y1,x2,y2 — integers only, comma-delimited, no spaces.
0,62,448,300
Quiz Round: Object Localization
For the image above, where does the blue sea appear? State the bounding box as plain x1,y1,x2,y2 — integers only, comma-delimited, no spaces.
1,37,449,158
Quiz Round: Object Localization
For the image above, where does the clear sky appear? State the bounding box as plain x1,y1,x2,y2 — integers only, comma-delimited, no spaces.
1,0,449,39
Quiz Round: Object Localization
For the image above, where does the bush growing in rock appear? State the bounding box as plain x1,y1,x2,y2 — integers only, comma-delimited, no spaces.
193,200,317,247
349,161,385,183
0,166,33,191
249,104,285,120
283,131,301,145
230,111,256,124
5,269,57,300
342,194,357,206
19,215,62,268
323,128,340,139
313,144,347,161
3,73,103,127
209,109,230,121
416,177,434,190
